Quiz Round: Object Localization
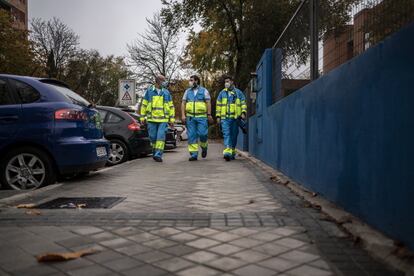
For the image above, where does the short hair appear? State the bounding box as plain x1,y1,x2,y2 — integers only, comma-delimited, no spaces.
223,75,234,81
190,75,200,85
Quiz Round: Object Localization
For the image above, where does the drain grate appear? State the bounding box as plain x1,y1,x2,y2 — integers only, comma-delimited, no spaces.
36,197,126,209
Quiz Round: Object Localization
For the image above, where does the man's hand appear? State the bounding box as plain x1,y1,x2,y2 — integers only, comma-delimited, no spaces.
241,113,246,120
208,115,214,124
181,115,186,125
216,118,221,125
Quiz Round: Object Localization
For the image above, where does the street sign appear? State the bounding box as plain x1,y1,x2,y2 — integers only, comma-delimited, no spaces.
118,80,136,106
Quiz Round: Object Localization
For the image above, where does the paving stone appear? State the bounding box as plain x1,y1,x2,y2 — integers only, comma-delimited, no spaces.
161,245,197,256
169,232,198,242
52,258,95,271
112,227,142,236
190,229,220,237
228,228,258,236
208,244,244,255
86,250,125,263
142,238,177,249
207,257,246,271
102,257,143,271
133,251,173,263
210,232,241,242
177,265,220,276
11,265,59,276
253,243,291,256
309,259,331,270
230,237,265,248
154,257,194,272
150,227,182,237
89,232,118,242
57,236,94,248
250,232,282,242
67,264,112,276
127,232,159,243
259,257,298,272
274,238,306,249
279,250,320,263
186,238,220,249
100,238,134,249
231,250,270,263
71,226,104,236
233,264,275,276
183,251,220,263
286,264,333,276
115,244,152,256
122,265,167,276
269,227,298,237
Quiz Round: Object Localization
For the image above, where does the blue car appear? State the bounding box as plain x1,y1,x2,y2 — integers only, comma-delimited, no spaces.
0,75,109,190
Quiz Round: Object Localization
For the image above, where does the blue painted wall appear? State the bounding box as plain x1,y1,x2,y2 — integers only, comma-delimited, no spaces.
248,23,414,250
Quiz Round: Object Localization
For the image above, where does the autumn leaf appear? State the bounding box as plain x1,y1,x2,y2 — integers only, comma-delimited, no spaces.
36,249,98,262
16,204,36,209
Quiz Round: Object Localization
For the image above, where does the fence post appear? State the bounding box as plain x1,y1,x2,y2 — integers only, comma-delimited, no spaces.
310,0,319,80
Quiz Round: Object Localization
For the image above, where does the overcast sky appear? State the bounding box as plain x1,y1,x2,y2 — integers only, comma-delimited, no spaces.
29,0,164,57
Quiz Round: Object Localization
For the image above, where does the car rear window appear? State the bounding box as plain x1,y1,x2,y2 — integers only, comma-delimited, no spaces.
45,83,91,107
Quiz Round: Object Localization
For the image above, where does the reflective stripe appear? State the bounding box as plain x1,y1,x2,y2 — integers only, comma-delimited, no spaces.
188,143,198,153
151,116,166,119
152,107,164,111
223,147,233,155
155,140,165,150
199,141,208,149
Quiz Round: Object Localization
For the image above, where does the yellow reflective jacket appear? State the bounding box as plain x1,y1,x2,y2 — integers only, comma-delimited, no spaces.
140,85,175,123
183,86,210,118
216,88,247,119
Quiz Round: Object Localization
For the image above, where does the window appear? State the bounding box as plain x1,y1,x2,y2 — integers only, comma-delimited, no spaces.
0,80,14,106
43,83,90,107
106,112,123,123
98,110,108,121
10,79,40,104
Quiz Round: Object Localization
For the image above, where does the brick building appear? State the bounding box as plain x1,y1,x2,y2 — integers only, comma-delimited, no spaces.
0,0,28,30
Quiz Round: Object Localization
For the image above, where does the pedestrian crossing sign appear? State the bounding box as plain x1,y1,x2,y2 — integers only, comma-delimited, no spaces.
118,79,136,106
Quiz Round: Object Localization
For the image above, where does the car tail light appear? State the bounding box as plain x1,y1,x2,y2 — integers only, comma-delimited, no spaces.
55,109,88,121
128,122,141,131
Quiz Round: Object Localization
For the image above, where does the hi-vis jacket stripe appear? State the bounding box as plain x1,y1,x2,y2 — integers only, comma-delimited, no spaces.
140,85,175,123
216,88,247,119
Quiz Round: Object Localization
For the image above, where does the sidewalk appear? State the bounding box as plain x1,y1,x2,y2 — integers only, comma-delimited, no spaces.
0,144,401,275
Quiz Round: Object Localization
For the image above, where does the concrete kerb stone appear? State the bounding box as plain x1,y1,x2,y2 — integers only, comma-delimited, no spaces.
237,150,414,276
0,184,63,207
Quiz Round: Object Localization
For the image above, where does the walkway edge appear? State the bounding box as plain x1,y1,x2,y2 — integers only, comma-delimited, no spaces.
0,183,63,206
238,150,414,276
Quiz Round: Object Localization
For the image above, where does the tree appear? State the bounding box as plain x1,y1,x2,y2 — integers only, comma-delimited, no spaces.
0,10,37,75
30,17,79,78
127,12,181,86
62,50,130,106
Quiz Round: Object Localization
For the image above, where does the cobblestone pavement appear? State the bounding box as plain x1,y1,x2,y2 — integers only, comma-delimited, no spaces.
0,144,401,276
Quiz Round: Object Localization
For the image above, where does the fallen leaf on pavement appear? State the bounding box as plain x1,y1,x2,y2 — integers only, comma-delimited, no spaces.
25,210,41,216
36,249,98,262
16,204,36,209
77,204,87,209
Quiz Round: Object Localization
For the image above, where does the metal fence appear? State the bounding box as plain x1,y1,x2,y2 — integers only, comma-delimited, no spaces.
272,0,414,102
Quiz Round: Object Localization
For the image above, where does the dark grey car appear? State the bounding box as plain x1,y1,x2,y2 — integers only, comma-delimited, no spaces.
96,106,152,166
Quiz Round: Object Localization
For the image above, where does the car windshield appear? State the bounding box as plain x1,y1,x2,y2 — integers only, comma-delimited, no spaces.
45,83,91,107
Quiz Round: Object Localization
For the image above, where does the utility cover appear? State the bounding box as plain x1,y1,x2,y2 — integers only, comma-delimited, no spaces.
36,197,126,209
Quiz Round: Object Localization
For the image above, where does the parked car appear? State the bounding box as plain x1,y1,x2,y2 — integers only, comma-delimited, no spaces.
122,109,177,150
0,75,109,190
96,106,152,166
174,123,188,141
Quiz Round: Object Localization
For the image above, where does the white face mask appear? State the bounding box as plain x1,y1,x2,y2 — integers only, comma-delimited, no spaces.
224,82,232,89
189,81,195,88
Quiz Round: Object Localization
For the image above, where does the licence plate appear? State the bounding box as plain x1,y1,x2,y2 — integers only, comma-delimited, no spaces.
96,147,107,157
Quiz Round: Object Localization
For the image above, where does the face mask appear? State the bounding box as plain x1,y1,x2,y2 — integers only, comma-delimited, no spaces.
189,81,195,88
224,82,232,89
161,81,169,88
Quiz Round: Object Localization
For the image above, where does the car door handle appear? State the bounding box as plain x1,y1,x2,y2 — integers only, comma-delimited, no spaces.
0,115,19,122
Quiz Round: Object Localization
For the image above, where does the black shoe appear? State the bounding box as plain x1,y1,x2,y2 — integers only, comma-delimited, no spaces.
153,156,163,162
189,156,198,161
224,155,231,161
201,148,207,158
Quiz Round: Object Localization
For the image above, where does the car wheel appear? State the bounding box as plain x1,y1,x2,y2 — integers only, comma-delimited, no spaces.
0,147,56,190
107,139,128,166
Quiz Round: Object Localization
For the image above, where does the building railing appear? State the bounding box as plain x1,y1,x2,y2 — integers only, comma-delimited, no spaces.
269,0,414,103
